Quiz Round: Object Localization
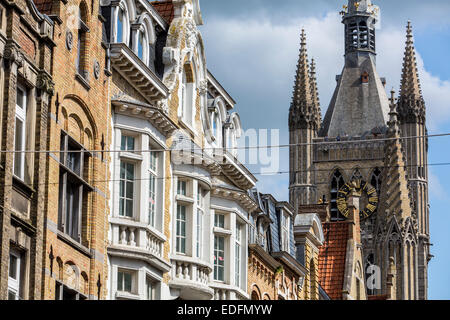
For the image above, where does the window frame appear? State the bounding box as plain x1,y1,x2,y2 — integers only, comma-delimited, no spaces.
214,235,225,282
235,223,242,287
58,131,92,243
176,204,187,254
119,160,135,218
214,213,225,229
13,85,27,181
117,269,136,294
8,248,22,300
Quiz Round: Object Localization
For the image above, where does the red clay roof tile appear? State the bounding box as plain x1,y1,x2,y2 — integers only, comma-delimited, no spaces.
150,1,174,25
318,221,350,300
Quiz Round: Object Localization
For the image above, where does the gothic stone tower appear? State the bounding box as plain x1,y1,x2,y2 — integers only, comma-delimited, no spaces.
289,0,430,299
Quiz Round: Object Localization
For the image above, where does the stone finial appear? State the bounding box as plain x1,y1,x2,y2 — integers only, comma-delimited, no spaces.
289,29,321,130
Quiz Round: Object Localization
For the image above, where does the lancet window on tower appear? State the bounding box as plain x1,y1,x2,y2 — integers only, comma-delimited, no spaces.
330,170,346,221
370,168,382,194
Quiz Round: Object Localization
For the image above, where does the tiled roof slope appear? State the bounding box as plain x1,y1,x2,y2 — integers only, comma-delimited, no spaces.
150,1,174,24
318,221,350,300
33,0,53,15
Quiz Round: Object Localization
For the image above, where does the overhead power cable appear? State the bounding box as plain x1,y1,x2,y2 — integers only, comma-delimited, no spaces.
0,132,446,154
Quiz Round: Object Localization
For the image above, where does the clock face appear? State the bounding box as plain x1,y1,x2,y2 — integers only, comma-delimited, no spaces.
337,179,379,220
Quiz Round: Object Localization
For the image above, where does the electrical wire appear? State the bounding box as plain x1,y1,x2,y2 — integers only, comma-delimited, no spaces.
0,132,445,154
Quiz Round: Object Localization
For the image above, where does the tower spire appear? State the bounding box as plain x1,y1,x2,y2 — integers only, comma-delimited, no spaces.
398,21,425,124
310,58,321,112
289,29,320,130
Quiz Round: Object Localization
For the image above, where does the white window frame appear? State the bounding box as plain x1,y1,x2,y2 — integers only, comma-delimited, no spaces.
119,161,135,218
177,179,187,196
145,276,156,300
235,223,242,287
14,85,27,180
214,235,225,282
121,134,136,152
8,248,22,300
180,71,194,127
117,268,136,294
196,185,204,258
176,204,187,254
214,213,225,229
148,150,158,227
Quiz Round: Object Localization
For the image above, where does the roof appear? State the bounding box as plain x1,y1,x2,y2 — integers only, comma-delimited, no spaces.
150,1,174,25
33,0,53,15
318,221,350,300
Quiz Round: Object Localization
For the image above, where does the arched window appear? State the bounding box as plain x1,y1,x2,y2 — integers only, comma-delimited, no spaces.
330,170,345,221
76,3,89,78
251,290,260,300
351,168,362,182
370,168,382,194
115,2,130,45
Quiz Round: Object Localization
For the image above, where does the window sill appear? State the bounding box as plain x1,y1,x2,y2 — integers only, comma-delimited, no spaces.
213,227,232,236
57,230,92,258
119,151,143,162
115,291,140,300
175,194,195,204
75,73,91,90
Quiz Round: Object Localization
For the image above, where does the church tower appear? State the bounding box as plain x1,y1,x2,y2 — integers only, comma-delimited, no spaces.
290,0,431,299
289,30,321,211
397,22,430,300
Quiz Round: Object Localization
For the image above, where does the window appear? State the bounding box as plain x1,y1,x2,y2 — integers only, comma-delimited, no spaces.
55,281,87,300
212,112,217,138
330,170,346,221
121,135,135,152
146,277,156,300
76,5,89,77
116,7,125,43
180,70,194,126
14,86,27,180
282,213,290,252
119,161,135,217
235,223,242,287
177,180,187,196
196,185,204,258
117,269,135,293
214,236,225,281
58,132,91,242
148,151,157,227
215,213,225,229
8,249,22,300
176,204,186,254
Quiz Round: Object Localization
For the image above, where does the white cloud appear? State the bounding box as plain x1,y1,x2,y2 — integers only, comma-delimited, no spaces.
429,169,447,200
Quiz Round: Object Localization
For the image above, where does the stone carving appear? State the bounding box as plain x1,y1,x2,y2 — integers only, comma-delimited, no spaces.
66,30,74,51
4,42,24,67
93,59,100,79
36,71,55,96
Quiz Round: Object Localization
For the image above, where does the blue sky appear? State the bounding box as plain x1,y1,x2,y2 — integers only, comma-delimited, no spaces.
197,0,450,299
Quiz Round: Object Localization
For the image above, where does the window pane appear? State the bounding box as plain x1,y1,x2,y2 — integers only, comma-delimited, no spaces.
117,9,123,43
214,236,225,281
176,205,186,253
215,214,225,228
9,254,17,279
117,272,123,291
16,89,24,109
124,273,132,292
14,118,24,178
138,32,144,59
8,291,17,300
177,180,186,196
149,174,156,227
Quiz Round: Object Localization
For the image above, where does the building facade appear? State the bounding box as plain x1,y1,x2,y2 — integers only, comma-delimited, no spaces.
289,0,431,300
36,0,112,300
101,0,257,300
0,0,54,300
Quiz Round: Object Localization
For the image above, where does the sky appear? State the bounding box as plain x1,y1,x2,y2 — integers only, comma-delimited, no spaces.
197,0,450,299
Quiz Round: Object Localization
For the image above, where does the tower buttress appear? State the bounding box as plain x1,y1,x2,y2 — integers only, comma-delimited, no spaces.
289,30,321,210
397,21,430,300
